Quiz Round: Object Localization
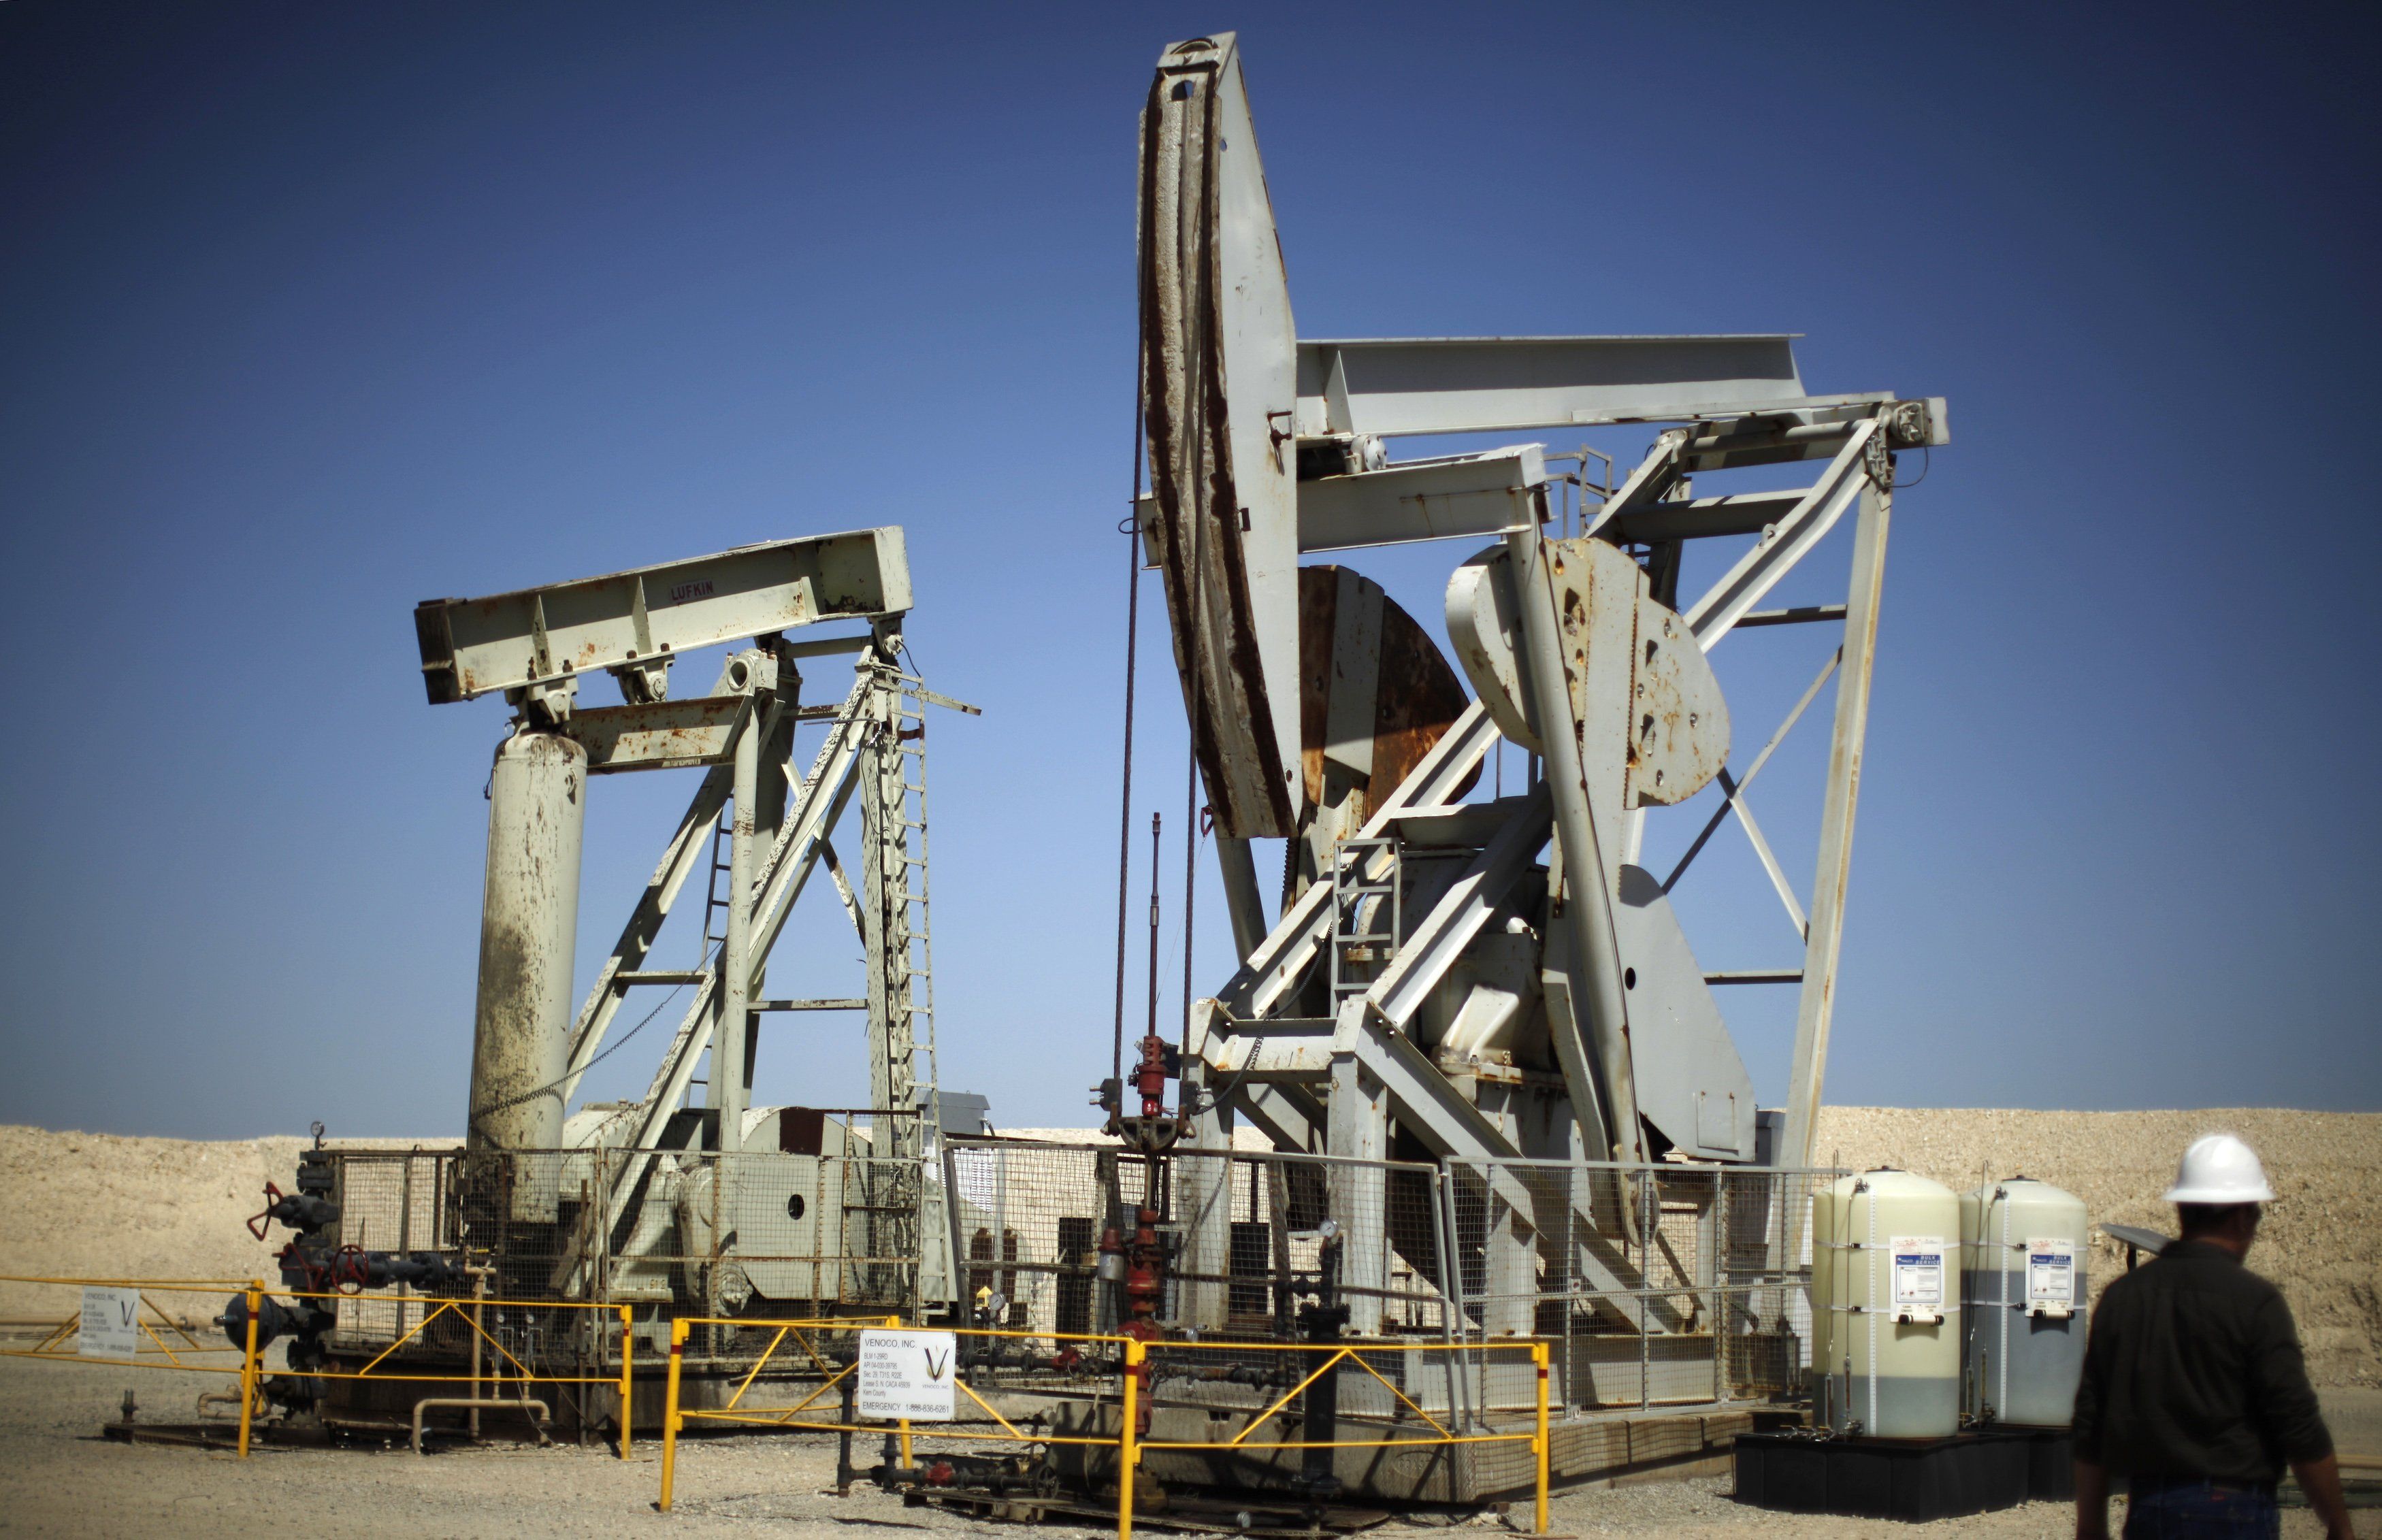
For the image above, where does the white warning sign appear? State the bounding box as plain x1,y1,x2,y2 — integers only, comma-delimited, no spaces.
1889,1236,1946,1311
79,1285,142,1360
857,1328,957,1421
2027,1239,2078,1307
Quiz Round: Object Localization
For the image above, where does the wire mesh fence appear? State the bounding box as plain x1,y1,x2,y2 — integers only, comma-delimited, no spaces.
1441,1158,1831,1409
942,1141,1456,1343
946,1139,1836,1416
319,1144,935,1368
311,1139,1829,1413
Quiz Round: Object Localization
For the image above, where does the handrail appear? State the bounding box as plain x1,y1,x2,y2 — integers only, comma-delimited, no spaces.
655,1315,1552,1536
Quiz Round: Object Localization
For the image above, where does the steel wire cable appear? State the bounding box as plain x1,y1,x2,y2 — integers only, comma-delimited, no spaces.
1177,77,1215,1072
1110,370,1147,1109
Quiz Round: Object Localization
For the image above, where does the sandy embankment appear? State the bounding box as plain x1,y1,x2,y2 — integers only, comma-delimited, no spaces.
0,1128,445,1319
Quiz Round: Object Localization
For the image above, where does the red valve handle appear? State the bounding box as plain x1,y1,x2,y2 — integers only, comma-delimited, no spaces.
328,1245,372,1296
245,1182,286,1242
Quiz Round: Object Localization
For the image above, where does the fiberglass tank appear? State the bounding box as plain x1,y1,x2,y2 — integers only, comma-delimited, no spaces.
1811,1169,1960,1438
1961,1177,2089,1427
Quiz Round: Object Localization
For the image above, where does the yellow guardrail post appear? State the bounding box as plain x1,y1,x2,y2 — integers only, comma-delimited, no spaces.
1119,1337,1143,1540
659,1317,687,1511
618,1305,635,1460
1531,1341,1550,1535
237,1279,262,1459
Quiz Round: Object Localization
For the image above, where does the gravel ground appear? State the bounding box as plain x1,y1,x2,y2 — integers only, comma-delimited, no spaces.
0,1359,2376,1539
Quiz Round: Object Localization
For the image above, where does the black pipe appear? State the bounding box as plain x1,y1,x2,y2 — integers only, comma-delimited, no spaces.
1298,1233,1350,1498
835,1375,858,1494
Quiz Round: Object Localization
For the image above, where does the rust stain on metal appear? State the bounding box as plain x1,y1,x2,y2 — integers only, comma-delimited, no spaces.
1137,53,1294,840
1296,566,1475,816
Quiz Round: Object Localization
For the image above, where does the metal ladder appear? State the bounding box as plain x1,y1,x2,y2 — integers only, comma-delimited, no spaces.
1329,836,1401,1001
698,812,732,970
844,672,942,1311
683,812,732,1096
892,679,942,1144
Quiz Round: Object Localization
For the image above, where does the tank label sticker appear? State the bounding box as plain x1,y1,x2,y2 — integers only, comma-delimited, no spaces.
2027,1239,2078,1305
1890,1236,1947,1309
858,1328,958,1420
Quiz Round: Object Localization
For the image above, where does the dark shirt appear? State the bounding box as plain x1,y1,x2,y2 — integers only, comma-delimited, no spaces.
2073,1239,2332,1484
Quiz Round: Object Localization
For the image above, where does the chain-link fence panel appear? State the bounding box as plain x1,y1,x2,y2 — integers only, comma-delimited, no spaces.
311,1143,1829,1413
942,1140,1458,1347
314,1145,933,1371
1441,1159,1835,1410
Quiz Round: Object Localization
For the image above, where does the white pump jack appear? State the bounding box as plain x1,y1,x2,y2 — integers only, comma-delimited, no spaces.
1132,33,1948,1335
417,528,981,1313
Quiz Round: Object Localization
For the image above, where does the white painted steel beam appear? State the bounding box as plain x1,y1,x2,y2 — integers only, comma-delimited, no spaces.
1216,835,1270,962
1660,649,1840,897
566,695,747,773
749,672,875,971
1337,1027,1658,1330
1580,433,1688,540
1605,489,1811,546
1715,768,1808,940
1683,420,1878,650
416,527,911,703
1235,1081,1324,1152
1295,444,1546,553
1507,527,1645,1167
1218,702,1497,1019
710,699,762,1152
1363,786,1552,1030
1294,335,1826,438
1781,483,1893,1172
1341,1002,1522,1164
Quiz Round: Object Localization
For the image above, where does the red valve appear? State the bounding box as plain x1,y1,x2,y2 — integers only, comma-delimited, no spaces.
244,1182,285,1241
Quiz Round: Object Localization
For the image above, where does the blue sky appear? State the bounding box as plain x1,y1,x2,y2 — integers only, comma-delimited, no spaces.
2,3,2376,1139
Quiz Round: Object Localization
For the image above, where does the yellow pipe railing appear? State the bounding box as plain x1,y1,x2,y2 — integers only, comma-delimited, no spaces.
0,1275,643,1460
0,1273,1554,1533
654,1316,1552,1537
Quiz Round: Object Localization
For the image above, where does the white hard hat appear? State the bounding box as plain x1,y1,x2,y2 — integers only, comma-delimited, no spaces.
2164,1133,2276,1205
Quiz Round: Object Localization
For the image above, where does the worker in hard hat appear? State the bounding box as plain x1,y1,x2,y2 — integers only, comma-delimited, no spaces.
2072,1134,2351,1540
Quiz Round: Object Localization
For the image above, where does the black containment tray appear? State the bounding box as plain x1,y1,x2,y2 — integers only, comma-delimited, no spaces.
1734,1428,2073,1522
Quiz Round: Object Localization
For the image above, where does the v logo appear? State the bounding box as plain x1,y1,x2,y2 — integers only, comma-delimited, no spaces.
923,1348,949,1381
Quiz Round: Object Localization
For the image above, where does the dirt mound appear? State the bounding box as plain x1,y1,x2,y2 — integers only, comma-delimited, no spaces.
1816,1107,2382,1387
0,1127,448,1322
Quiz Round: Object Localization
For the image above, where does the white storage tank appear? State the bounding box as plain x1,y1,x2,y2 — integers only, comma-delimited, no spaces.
1810,1169,1961,1438
1961,1177,2089,1427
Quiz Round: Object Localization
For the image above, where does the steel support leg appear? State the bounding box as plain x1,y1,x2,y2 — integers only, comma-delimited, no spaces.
1175,1073,1235,1331
1781,480,1892,1170
1503,527,1645,1166
1326,1050,1388,1334
1486,1186,1536,1337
